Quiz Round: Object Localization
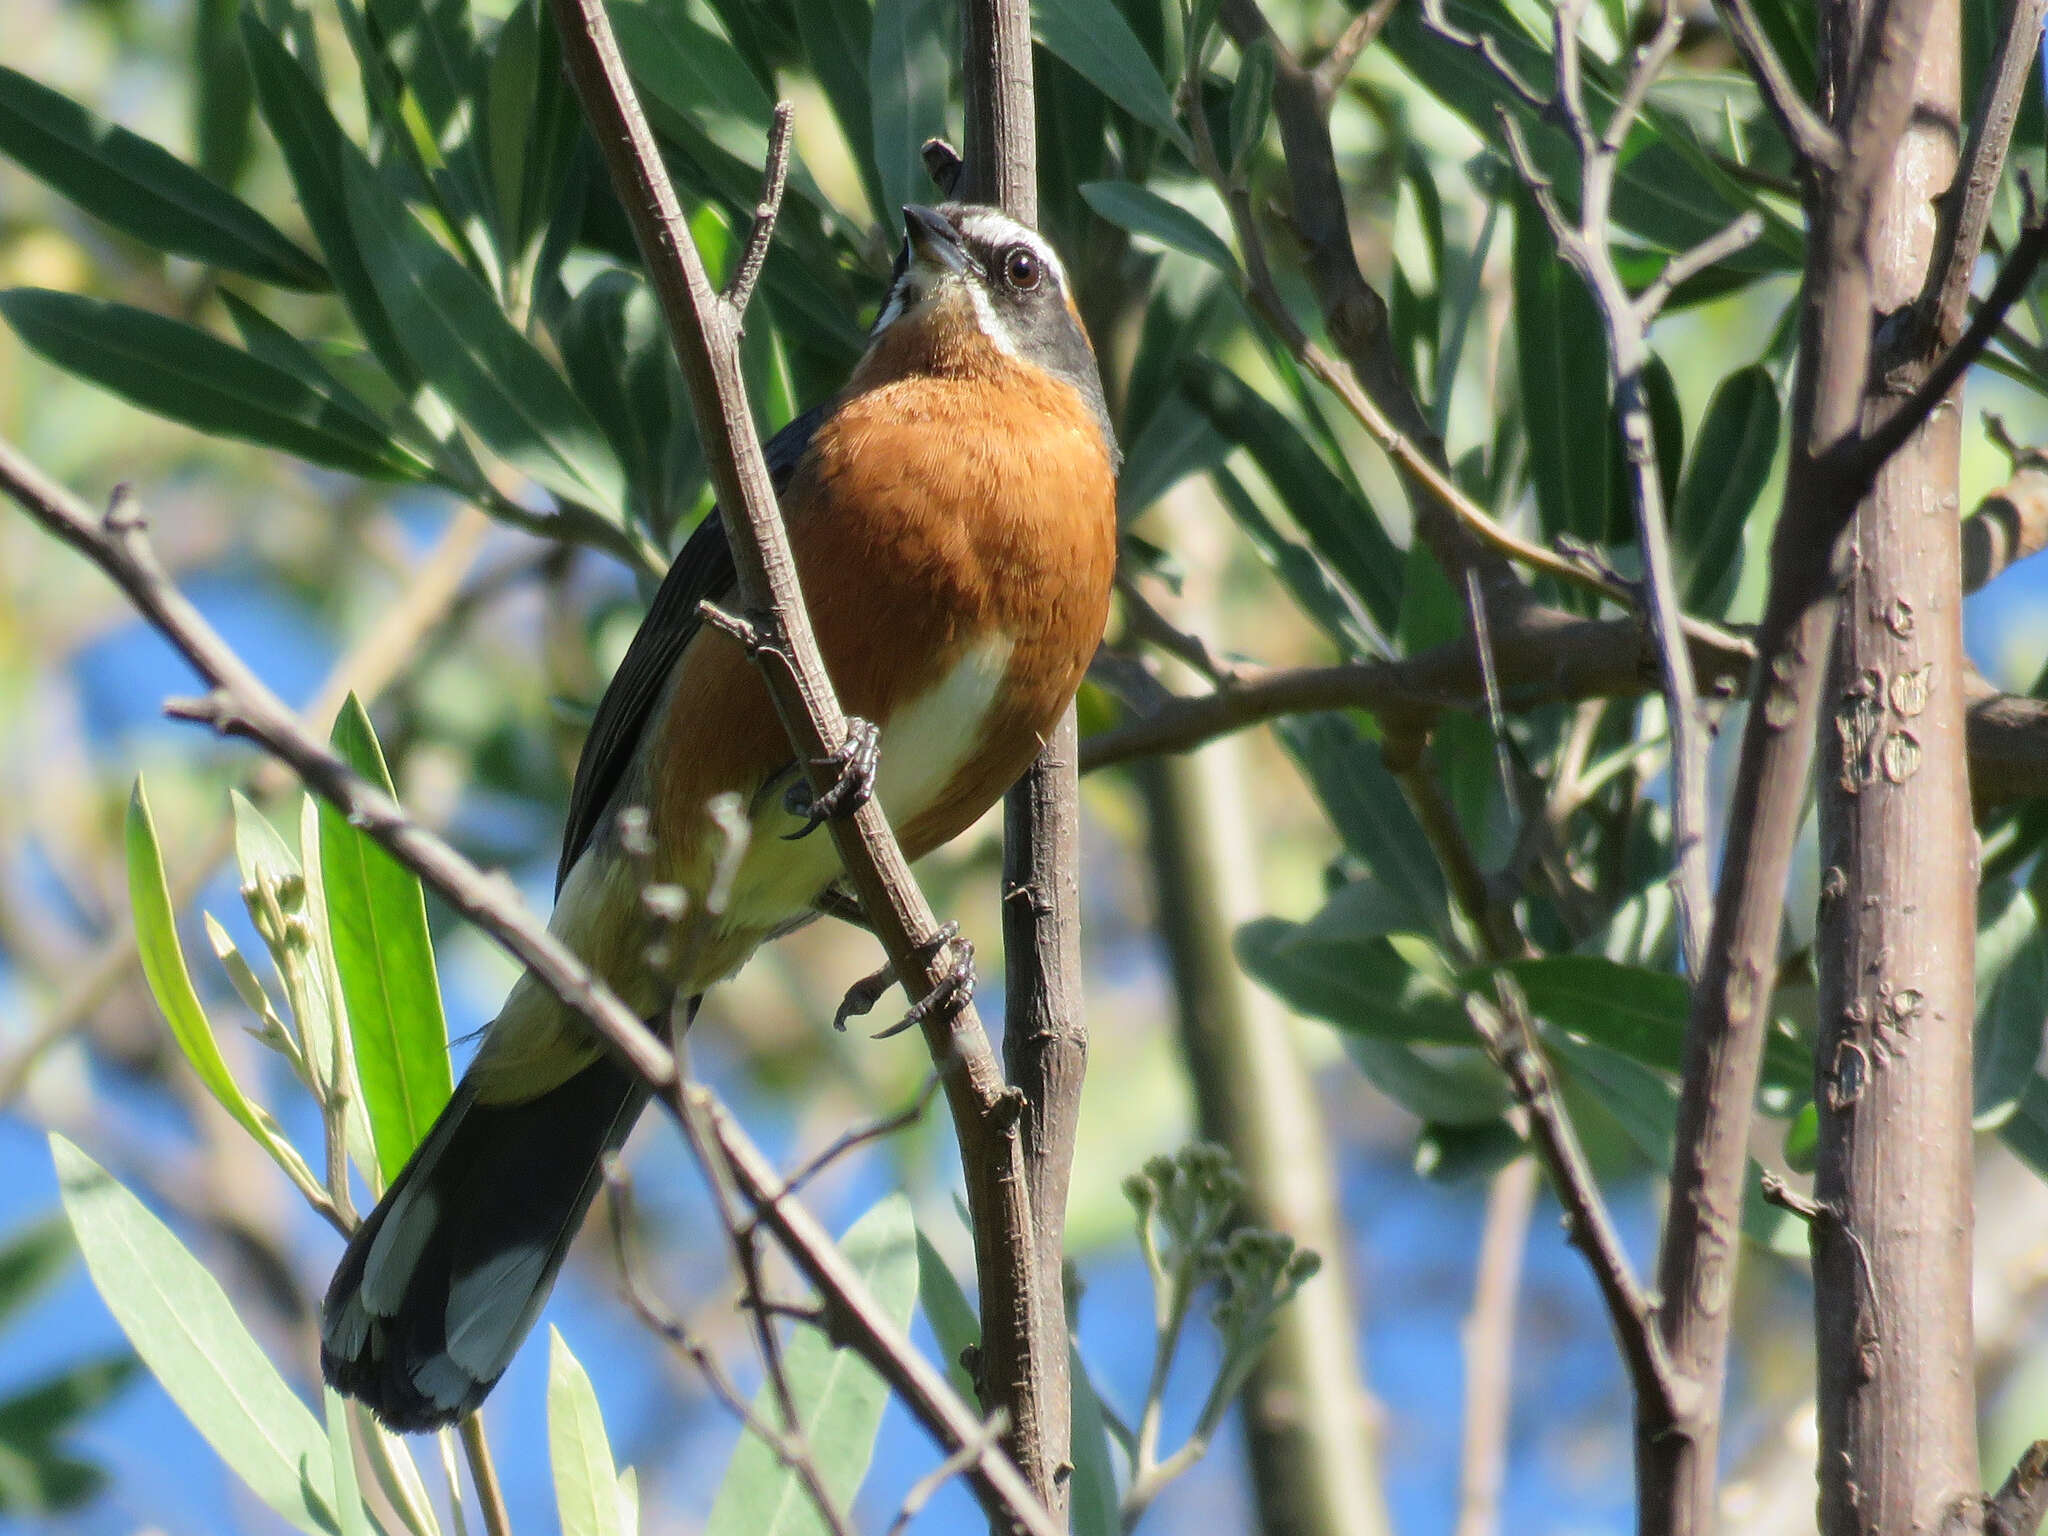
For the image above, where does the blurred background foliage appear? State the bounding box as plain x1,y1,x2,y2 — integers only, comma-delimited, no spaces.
6,0,2048,1528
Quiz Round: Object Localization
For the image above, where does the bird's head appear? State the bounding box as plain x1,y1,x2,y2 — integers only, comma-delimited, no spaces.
855,203,1115,457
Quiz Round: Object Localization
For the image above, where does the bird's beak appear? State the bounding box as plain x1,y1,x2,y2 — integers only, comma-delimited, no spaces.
902,205,970,276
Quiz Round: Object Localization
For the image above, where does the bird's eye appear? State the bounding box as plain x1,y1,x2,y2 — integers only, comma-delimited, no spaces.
1002,245,1042,291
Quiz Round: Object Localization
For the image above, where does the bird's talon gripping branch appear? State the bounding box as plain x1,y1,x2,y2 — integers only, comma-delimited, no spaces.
873,926,976,1041
783,716,881,838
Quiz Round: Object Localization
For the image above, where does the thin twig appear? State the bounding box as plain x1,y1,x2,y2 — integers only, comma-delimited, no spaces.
1454,1157,1536,1536
457,1417,512,1536
604,1161,857,1536
1310,0,1401,105
887,1415,1012,1536
1709,0,1842,171
1465,980,1692,1427
1837,219,2048,486
724,103,794,318
0,442,1063,1536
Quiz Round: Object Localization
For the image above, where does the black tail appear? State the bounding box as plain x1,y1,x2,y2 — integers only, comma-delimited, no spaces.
320,1055,651,1431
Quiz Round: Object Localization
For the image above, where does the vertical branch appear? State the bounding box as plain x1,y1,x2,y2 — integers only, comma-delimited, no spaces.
961,1,1083,1525
1642,0,1946,1527
1811,0,1977,1525
1137,726,1393,1536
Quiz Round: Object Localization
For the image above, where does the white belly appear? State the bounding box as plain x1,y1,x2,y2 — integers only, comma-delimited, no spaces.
717,632,1016,928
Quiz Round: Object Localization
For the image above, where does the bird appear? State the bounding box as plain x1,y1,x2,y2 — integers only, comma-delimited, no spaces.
320,203,1120,1431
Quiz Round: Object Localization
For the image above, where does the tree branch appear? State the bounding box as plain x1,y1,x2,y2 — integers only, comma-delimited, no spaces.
0,440,1063,1536
1710,0,1843,172
1465,981,1693,1428
536,12,1063,1529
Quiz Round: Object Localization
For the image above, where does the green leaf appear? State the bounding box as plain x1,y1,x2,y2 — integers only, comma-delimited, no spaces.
0,1353,137,1445
1414,1119,1524,1182
1068,1344,1120,1536
341,155,628,524
1229,37,1276,173
1182,360,1403,634
2000,1075,2048,1180
1977,888,2048,1130
1544,1036,1807,1256
913,1229,979,1404
1503,954,1808,1092
323,1390,371,1536
1343,1038,1510,1125
706,1194,919,1536
0,1216,76,1328
1513,189,1612,551
193,0,256,183
51,1135,348,1536
241,14,419,387
483,0,580,272
0,290,423,479
0,1441,106,1514
791,0,882,217
319,696,452,1179
1080,180,1238,274
126,780,275,1150
0,65,325,289
1207,464,1381,658
1236,881,1469,1044
869,0,950,223
1278,715,1448,934
549,1329,625,1536
1035,0,1190,151
1673,364,1779,615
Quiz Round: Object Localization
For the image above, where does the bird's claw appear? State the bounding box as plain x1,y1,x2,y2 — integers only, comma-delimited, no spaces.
873,926,975,1040
784,717,881,839
832,923,976,1038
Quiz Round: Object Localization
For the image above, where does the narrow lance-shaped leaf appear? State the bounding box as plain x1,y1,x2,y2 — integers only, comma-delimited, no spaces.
1674,364,1780,615
51,1136,351,1536
125,780,276,1150
341,153,629,525
1080,180,1239,275
706,1195,920,1536
0,290,424,480
0,64,325,289
549,1330,626,1536
1513,190,1613,555
1035,0,1192,152
0,1216,77,1327
319,696,453,1179
240,14,419,387
868,0,950,223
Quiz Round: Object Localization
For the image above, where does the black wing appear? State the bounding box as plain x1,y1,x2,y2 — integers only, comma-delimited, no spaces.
554,404,829,891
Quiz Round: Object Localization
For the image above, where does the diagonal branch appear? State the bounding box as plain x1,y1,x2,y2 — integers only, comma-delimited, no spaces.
1464,980,1694,1428
1710,0,1843,172
0,440,1065,1536
1927,0,2048,342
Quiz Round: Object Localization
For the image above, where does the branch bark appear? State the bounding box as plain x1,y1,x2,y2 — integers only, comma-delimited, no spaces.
1810,0,1979,1523
1641,0,1953,1525
1138,733,1392,1536
538,5,1069,1526
0,439,1064,1536
958,1,1088,1522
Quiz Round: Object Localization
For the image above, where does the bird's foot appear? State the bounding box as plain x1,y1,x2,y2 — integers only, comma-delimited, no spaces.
873,926,975,1040
783,717,881,839
832,922,976,1038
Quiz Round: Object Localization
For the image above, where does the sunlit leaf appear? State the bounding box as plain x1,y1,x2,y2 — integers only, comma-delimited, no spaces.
0,291,423,479
549,1330,625,1536
0,65,325,288
52,1136,350,1536
1035,0,1190,150
319,697,453,1179
706,1194,918,1536
1080,180,1238,274
341,155,628,524
1674,364,1779,615
869,0,950,222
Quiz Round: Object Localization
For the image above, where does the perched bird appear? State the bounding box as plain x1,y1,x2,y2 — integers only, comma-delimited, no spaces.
321,203,1119,1430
